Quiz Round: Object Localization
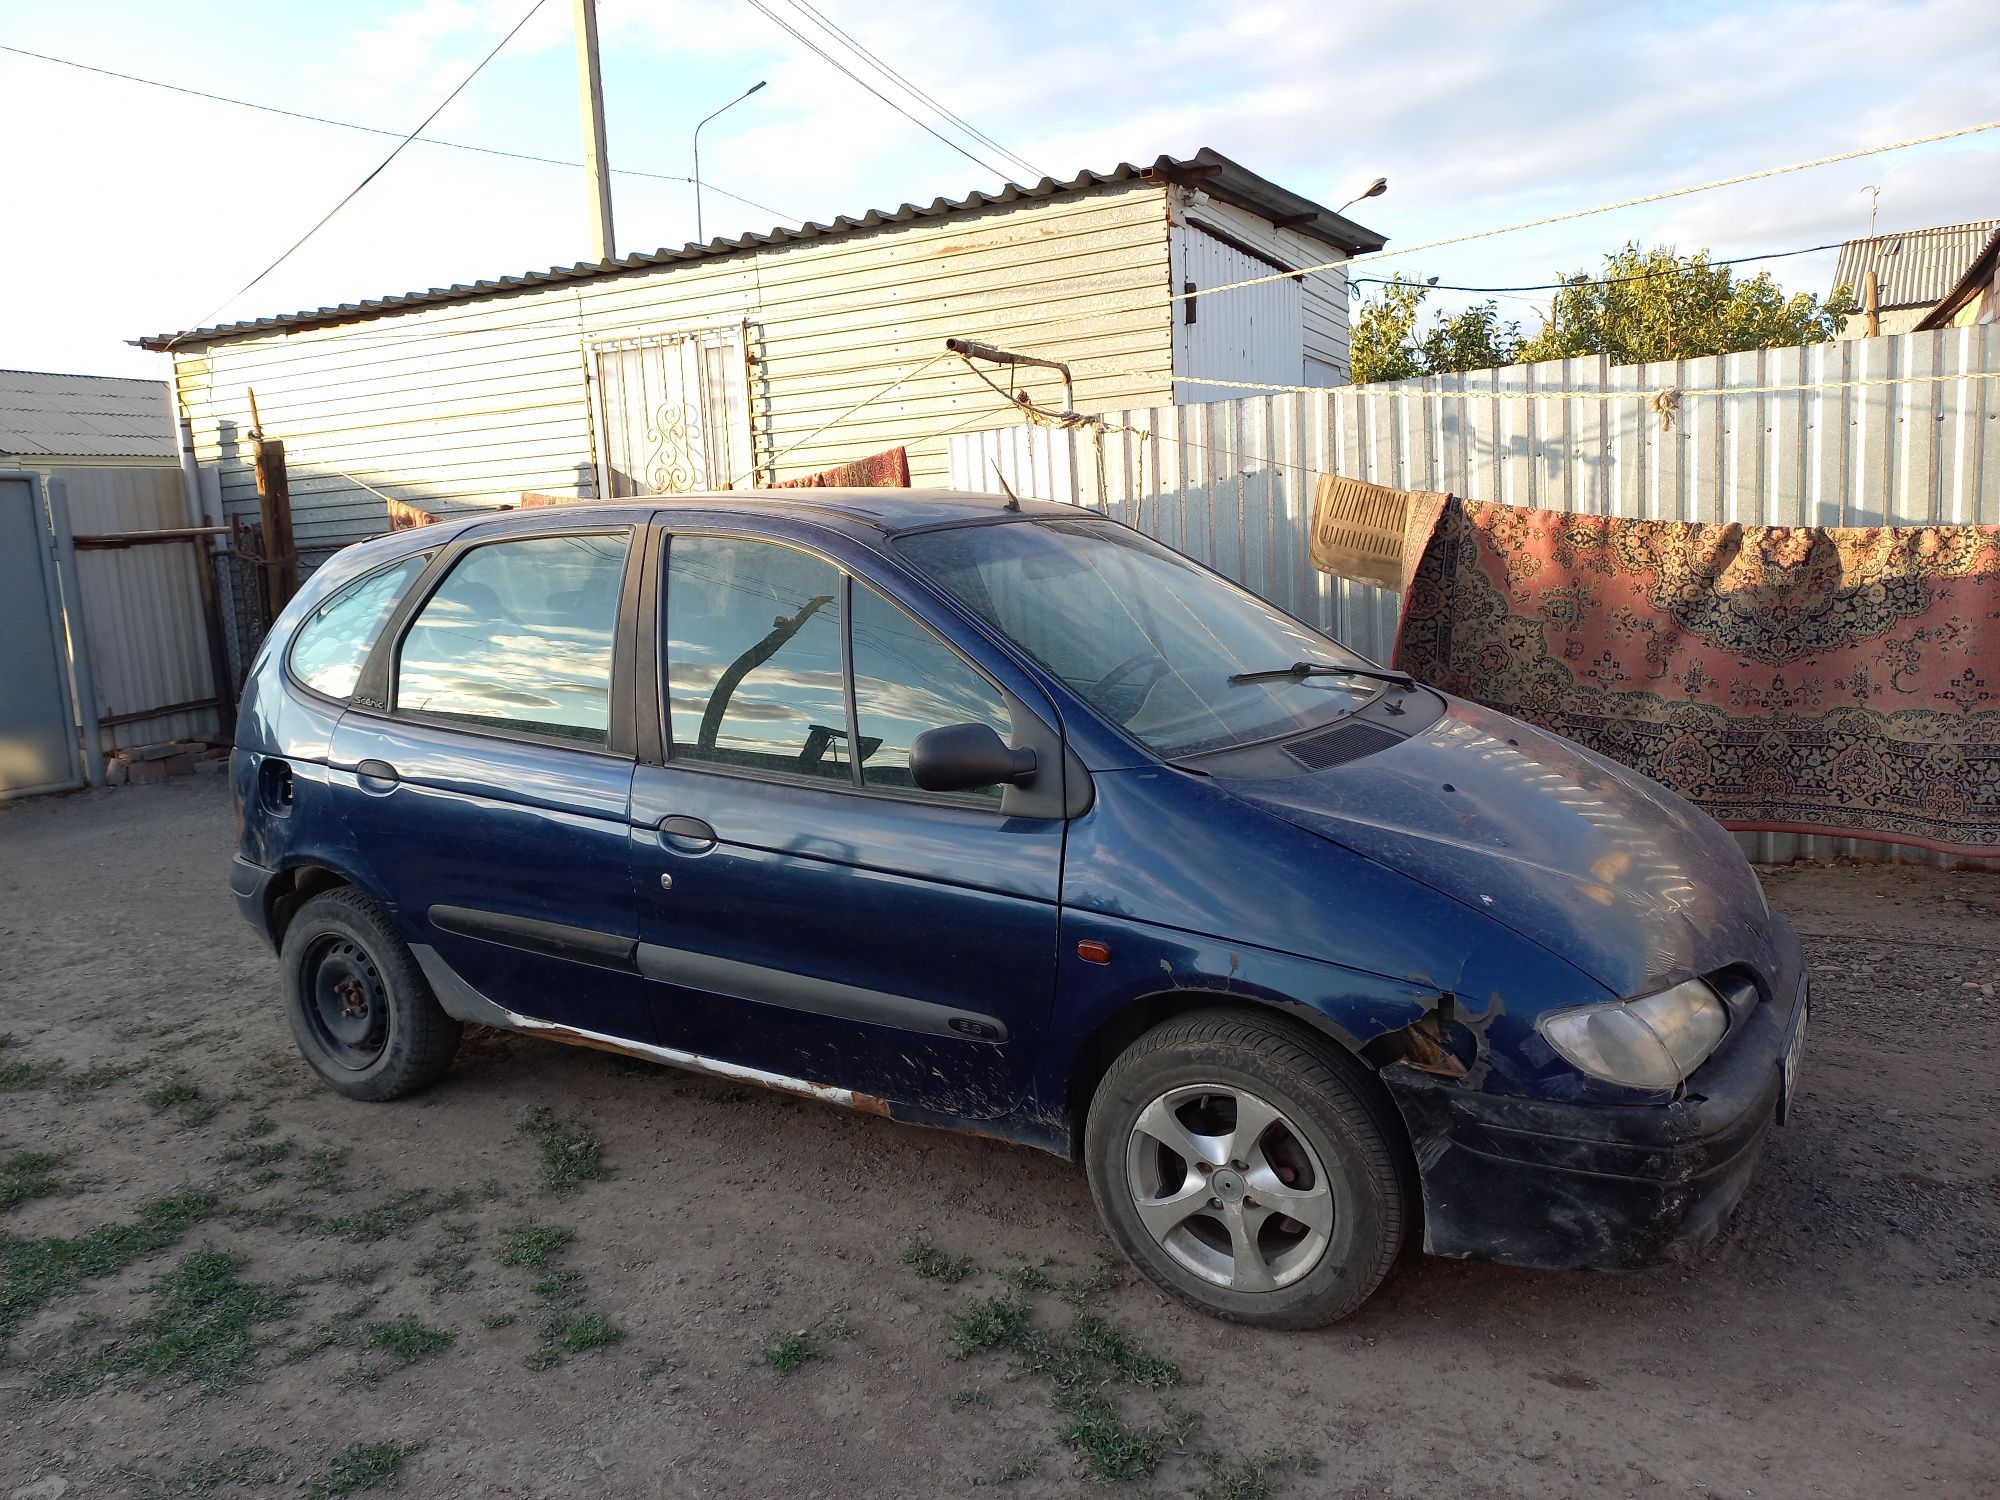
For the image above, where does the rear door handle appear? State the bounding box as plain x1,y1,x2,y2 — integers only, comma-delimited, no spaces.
355,758,400,794
657,814,717,852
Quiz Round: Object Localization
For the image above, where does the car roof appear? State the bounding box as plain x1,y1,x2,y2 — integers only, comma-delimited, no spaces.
451,488,1087,539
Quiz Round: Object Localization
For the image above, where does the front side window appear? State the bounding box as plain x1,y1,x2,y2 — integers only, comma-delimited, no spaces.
666,536,848,780
896,520,1379,759
288,553,431,700
664,536,1016,801
395,531,630,746
850,582,1010,799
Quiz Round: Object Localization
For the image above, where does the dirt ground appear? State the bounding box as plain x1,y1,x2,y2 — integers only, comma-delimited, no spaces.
1,773,1995,1500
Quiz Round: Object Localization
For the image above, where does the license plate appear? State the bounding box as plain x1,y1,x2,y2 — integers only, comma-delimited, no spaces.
1776,985,1808,1124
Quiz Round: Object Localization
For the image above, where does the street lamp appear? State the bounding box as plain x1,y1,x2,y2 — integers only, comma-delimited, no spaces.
694,81,768,243
1336,176,1388,215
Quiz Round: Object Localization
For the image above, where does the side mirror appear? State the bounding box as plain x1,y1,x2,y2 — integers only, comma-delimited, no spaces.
909,722,1037,793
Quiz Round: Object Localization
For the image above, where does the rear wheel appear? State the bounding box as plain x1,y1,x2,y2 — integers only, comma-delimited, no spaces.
1083,1010,1411,1328
280,887,461,1101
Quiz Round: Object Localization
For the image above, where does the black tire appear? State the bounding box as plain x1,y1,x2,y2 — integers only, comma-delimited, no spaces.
279,886,461,1101
1082,1009,1412,1329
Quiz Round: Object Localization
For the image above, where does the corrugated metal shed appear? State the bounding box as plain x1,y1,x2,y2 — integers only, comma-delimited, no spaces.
139,150,1384,350
0,369,174,461
1830,220,1999,311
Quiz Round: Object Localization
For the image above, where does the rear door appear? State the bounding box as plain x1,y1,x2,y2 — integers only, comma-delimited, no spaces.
628,519,1068,1117
328,521,657,1045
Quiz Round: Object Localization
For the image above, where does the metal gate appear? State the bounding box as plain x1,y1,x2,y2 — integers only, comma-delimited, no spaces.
591,326,754,496
0,471,87,798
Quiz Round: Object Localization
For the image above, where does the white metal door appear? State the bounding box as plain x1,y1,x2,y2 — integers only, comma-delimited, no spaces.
593,327,755,496
1175,225,1305,404
0,472,86,798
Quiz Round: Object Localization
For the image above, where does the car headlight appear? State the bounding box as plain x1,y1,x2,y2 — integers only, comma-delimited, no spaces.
1535,978,1728,1090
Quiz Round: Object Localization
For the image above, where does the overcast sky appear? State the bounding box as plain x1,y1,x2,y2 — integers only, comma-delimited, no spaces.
2,0,1996,379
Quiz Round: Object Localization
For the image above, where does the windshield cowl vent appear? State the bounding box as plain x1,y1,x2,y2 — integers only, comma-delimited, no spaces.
1284,719,1408,772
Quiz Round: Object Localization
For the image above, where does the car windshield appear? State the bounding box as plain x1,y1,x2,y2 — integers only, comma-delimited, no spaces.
895,519,1380,757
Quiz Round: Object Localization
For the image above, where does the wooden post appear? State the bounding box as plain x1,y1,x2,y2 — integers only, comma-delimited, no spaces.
248,388,298,613
1863,270,1882,337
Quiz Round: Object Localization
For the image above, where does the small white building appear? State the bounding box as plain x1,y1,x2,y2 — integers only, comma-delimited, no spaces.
140,149,1383,553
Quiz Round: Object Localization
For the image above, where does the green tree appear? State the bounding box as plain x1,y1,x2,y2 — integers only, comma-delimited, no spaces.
1350,277,1521,384
1518,243,1855,364
1349,245,1857,384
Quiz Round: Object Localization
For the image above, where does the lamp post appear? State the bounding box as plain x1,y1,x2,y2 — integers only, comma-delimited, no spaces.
694,81,767,243
1336,176,1388,215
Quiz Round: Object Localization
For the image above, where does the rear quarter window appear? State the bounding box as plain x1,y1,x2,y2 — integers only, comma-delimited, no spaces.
287,554,431,700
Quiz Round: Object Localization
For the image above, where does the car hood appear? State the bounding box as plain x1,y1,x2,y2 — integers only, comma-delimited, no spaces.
1217,696,1775,998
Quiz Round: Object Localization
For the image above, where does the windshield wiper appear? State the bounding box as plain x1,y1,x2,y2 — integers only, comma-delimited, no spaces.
1226,659,1417,690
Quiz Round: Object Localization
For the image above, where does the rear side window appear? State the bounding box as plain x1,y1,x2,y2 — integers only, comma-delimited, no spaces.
287,554,430,700
394,531,631,746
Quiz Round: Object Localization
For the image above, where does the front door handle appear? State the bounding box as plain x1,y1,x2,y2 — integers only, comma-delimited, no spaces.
354,758,401,794
657,814,717,852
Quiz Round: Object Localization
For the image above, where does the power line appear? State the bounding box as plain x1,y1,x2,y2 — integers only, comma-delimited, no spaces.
172,0,555,342
774,0,1044,181
0,41,798,225
1350,240,1849,297
740,0,1016,183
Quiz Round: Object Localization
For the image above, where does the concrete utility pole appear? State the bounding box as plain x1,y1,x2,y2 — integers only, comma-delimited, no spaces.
573,0,615,262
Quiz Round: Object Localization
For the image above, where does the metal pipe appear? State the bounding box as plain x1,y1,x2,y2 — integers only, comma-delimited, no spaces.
44,476,103,785
72,525,233,549
945,337,1075,411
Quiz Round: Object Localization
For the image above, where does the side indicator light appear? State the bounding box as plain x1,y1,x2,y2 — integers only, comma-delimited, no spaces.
1076,940,1112,965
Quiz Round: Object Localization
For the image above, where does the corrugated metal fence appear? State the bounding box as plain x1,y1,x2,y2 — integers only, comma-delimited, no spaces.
946,324,2000,866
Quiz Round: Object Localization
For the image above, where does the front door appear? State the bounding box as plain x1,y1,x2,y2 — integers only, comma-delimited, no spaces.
629,527,1065,1117
329,525,656,1045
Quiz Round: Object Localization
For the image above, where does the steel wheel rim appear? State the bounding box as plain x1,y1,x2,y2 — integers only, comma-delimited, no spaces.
303,935,390,1071
1124,1082,1334,1293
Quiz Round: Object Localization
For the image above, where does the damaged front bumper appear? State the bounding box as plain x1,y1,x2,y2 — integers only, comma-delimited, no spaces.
1383,967,1807,1272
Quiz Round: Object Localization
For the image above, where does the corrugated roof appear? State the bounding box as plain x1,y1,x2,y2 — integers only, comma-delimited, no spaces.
0,369,174,460
137,149,1386,351
1917,223,2000,330
1830,219,1999,310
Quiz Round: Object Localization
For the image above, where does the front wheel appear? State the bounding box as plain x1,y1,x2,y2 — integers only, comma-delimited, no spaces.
1083,1010,1412,1328
279,886,461,1101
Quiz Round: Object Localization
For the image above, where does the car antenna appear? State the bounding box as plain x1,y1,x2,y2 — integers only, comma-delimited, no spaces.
989,462,1022,511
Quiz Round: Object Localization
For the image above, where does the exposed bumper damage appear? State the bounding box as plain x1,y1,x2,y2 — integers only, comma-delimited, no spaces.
1381,970,1805,1271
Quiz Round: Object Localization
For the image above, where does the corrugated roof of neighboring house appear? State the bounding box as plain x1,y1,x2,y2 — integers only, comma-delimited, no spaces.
0,369,174,460
1830,219,2000,310
137,149,1387,351
1916,222,2000,330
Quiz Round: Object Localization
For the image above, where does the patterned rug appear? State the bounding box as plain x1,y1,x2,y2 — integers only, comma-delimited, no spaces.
1391,496,2000,856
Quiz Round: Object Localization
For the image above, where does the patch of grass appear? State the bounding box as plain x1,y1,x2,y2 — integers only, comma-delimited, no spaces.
697,1083,750,1103
978,1452,1041,1486
498,1222,574,1269
950,1387,993,1411
1194,1449,1322,1500
126,1445,278,1499
0,1054,63,1092
142,1078,217,1128
999,1261,1056,1296
546,1310,624,1352
311,1441,414,1497
1059,1256,1122,1305
0,1186,216,1340
0,1150,67,1213
364,1315,455,1365
903,1236,979,1284
638,1355,672,1379
298,1146,355,1194
414,1247,474,1298
220,1138,294,1170
59,1061,131,1099
516,1105,610,1196
41,1249,300,1397
760,1330,823,1373
308,1187,473,1243
948,1293,1184,1482
236,1113,278,1139
480,1312,515,1330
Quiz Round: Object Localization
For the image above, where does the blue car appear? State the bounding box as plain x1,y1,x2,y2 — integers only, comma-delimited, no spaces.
231,490,1808,1327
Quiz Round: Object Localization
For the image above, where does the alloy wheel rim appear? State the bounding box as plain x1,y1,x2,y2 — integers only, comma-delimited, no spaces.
1124,1083,1334,1292
304,936,390,1070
